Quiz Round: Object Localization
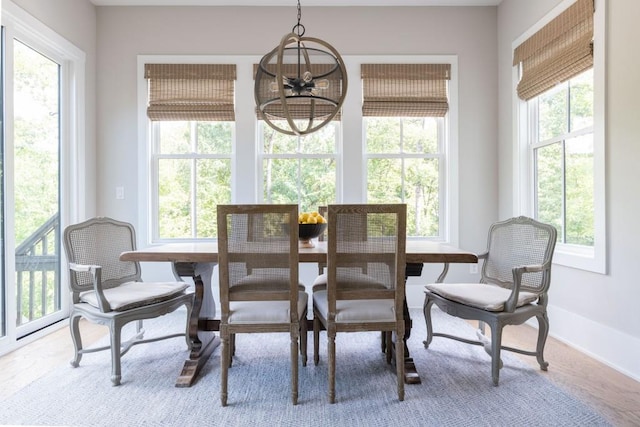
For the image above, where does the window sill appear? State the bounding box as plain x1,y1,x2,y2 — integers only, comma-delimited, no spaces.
553,243,606,274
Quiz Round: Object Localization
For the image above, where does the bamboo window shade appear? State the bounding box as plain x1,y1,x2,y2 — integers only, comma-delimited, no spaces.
361,64,451,117
513,0,594,101
144,64,236,121
252,63,342,121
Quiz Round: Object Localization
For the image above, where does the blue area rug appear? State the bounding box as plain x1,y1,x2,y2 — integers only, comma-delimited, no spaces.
0,308,610,426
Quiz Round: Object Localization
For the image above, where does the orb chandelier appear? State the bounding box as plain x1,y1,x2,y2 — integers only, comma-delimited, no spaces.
254,0,348,136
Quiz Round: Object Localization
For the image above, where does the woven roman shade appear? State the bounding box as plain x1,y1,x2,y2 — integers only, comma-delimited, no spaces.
361,64,451,117
253,63,342,121
513,0,593,101
144,64,236,121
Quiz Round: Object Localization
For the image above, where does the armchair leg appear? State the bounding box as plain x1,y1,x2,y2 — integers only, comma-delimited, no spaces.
135,320,144,339
536,313,550,371
109,323,122,386
69,313,83,368
422,297,435,349
490,323,502,387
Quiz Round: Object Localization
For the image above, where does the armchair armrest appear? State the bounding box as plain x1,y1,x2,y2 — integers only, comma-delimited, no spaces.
504,263,545,312
69,262,111,313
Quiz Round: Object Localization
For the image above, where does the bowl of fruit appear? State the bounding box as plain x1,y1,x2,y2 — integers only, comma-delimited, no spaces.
298,211,327,248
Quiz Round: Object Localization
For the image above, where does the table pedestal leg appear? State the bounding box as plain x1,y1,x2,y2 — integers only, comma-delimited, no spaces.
391,262,450,384
386,263,424,384
173,262,220,387
401,299,421,384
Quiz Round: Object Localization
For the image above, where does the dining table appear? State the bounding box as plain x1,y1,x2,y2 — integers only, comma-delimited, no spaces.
120,240,477,387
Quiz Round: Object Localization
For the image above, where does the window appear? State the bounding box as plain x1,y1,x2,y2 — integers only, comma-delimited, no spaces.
530,69,594,245
258,120,338,212
366,117,444,237
145,64,236,241
139,56,459,245
362,64,451,239
514,0,606,272
152,121,232,239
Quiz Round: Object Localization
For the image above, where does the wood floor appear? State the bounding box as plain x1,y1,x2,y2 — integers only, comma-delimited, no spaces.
1,319,639,426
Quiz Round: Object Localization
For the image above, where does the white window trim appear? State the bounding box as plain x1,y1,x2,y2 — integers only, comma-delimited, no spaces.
137,54,459,247
512,0,606,274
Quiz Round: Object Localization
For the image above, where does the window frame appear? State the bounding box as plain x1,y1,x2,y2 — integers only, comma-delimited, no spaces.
354,55,459,244
138,54,459,246
257,120,341,211
513,0,606,273
150,120,234,242
364,116,448,240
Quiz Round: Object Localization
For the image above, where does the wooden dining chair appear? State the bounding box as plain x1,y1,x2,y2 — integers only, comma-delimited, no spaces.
216,204,308,406
312,204,407,403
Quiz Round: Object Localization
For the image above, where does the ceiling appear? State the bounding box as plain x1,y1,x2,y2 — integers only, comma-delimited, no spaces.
89,0,502,6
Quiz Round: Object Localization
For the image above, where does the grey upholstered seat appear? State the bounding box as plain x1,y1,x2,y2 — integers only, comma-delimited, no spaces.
216,204,308,406
312,203,407,403
423,216,557,386
63,217,194,386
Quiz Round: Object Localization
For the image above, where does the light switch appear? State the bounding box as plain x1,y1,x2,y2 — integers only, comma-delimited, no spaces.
116,186,125,200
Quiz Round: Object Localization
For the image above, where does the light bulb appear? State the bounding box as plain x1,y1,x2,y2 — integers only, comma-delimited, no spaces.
314,79,330,90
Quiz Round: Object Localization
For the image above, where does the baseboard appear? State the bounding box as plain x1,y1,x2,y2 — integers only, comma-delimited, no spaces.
546,304,640,383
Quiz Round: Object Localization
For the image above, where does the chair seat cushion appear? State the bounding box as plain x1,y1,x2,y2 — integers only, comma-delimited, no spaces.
232,274,306,292
425,282,539,312
311,272,387,293
228,292,309,324
313,290,396,323
80,281,189,312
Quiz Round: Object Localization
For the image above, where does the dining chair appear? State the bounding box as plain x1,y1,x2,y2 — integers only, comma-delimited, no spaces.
63,217,194,386
423,216,557,385
216,204,308,406
313,203,407,403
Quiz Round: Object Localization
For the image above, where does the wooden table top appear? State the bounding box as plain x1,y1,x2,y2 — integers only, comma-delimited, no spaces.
120,240,477,265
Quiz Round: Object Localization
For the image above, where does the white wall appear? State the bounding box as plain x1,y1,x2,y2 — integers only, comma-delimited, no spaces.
94,5,499,292
498,0,640,381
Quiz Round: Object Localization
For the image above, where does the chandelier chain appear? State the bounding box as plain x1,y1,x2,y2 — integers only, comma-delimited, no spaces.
294,0,305,37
